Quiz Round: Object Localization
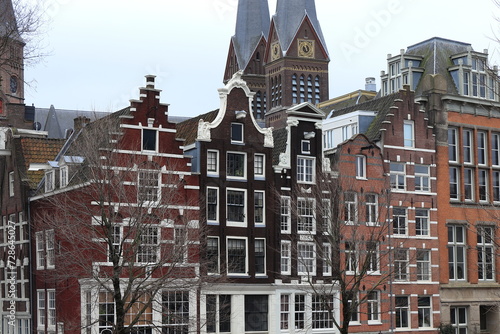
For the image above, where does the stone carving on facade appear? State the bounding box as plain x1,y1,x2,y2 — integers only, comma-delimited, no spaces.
197,120,211,142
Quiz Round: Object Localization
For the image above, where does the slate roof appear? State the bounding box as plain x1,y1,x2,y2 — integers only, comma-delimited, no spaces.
319,90,377,115
176,110,219,146
16,137,65,189
233,0,270,70
274,0,328,55
0,0,22,42
405,37,472,95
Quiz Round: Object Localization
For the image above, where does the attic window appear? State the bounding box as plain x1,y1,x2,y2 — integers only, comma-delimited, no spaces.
45,170,55,192
231,123,244,144
142,129,157,152
60,166,68,188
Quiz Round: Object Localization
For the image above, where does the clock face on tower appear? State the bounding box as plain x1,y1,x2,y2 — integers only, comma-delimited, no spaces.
10,76,18,94
298,40,315,58
271,42,281,61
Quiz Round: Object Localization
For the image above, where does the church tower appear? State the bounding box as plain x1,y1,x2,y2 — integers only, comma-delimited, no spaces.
223,0,270,120
0,0,26,127
264,0,329,114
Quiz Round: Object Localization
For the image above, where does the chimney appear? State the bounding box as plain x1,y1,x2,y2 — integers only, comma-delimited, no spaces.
145,75,156,89
74,116,91,133
365,77,377,92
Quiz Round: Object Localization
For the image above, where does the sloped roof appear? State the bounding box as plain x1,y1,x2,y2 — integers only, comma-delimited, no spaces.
232,0,270,70
175,110,218,146
405,37,471,95
16,137,65,188
0,0,22,42
273,0,328,55
319,90,377,114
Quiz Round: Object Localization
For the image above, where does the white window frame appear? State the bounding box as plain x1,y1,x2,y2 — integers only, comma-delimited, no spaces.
230,123,244,144
301,140,311,154
226,188,247,227
37,290,46,328
477,131,487,165
390,162,406,190
464,168,474,201
365,194,378,226
355,155,366,179
254,153,265,179
344,192,357,225
323,243,332,276
395,296,409,328
280,241,291,275
206,236,220,275
206,187,219,224
174,226,188,263
280,294,290,330
312,294,334,329
450,307,468,333
136,226,159,264
403,120,414,147
345,242,357,275
108,224,122,263
142,128,158,152
448,225,466,281
45,230,55,269
322,199,332,233
448,128,458,162
494,171,500,202
137,169,161,204
207,150,219,176
226,151,247,180
36,231,45,269
416,249,431,281
479,169,489,202
45,170,55,193
59,166,68,188
8,171,14,197
347,292,359,324
254,238,266,276
418,296,432,328
226,237,247,276
280,196,291,234
394,248,409,281
367,291,380,323
450,167,460,200
463,129,473,164
415,164,430,192
366,241,379,274
297,156,315,184
297,197,316,234
492,133,500,166
47,289,56,327
254,190,265,226
297,242,316,276
415,208,430,236
393,207,407,236
477,226,495,281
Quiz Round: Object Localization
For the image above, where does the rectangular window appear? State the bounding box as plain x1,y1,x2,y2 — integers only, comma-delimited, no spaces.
448,225,466,280
367,291,380,322
48,290,56,327
448,128,458,162
163,291,189,333
416,209,430,236
450,167,460,200
280,196,291,233
207,150,219,175
322,199,332,233
415,165,430,192
281,241,291,275
295,295,305,329
298,198,315,233
207,295,231,333
60,166,68,188
206,187,218,223
231,123,243,143
366,241,379,272
494,171,500,202
493,133,500,166
346,292,359,323
46,230,55,269
227,238,246,274
137,226,158,263
137,170,160,203
395,296,409,328
280,295,290,330
227,189,246,224
297,242,316,275
254,154,265,178
463,72,470,95
418,297,432,328
174,227,188,262
244,295,268,332
355,155,366,178
345,242,356,274
477,131,487,165
477,226,494,281
255,239,266,275
9,171,14,196
142,129,157,151
254,191,265,225
227,152,246,178
312,295,334,329
98,291,114,332
404,120,414,147
344,192,357,224
301,140,311,154
323,243,332,276
450,307,468,334
297,156,315,183
464,168,474,201
393,207,407,235
479,170,489,202
37,290,46,326
365,194,378,225
36,231,45,269
206,237,219,274
45,170,54,192
390,162,405,190
394,248,409,281
417,249,431,281
463,129,473,163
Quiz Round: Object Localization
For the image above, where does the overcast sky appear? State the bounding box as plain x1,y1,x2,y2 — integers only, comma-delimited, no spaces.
24,0,500,117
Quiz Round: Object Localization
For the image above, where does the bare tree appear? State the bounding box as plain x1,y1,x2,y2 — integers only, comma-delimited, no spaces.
31,114,212,334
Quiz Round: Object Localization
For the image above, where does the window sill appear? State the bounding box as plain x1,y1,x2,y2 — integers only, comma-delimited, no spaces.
368,321,382,325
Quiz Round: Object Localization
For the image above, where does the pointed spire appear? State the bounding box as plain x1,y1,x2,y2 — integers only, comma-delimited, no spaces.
232,0,270,70
0,0,21,42
274,0,327,55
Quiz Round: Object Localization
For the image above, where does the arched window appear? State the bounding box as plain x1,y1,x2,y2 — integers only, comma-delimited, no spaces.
278,75,282,106
315,76,321,103
292,74,298,104
255,91,263,119
300,75,305,103
307,75,313,103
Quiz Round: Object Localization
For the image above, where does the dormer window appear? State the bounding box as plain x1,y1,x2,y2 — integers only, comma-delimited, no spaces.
45,170,55,192
231,123,244,144
60,166,68,188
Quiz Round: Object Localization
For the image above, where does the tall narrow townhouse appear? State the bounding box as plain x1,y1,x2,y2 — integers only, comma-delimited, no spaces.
30,76,200,334
177,71,277,334
323,86,440,333
0,128,64,334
